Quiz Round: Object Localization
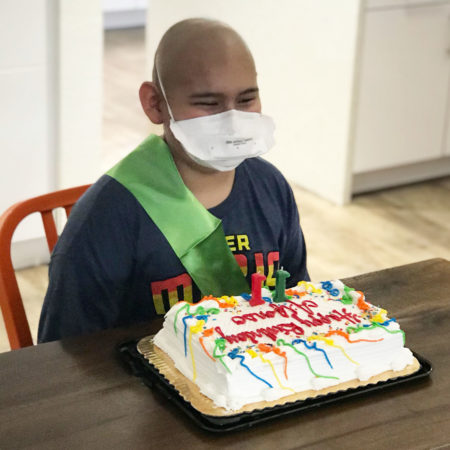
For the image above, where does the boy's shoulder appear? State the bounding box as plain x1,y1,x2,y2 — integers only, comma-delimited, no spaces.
68,175,141,224
240,157,292,190
54,175,142,254
239,157,294,201
241,156,286,178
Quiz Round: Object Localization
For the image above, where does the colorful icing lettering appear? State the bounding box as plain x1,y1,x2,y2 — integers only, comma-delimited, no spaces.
215,321,305,345
228,298,360,331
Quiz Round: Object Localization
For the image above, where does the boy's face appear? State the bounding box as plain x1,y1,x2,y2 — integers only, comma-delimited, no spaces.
160,39,261,122
148,26,263,173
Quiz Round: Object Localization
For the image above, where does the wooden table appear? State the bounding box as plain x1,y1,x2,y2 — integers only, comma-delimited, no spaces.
1,258,449,449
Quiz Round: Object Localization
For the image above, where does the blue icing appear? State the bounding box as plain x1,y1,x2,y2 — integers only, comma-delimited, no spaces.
228,351,273,388
292,338,333,369
182,315,192,357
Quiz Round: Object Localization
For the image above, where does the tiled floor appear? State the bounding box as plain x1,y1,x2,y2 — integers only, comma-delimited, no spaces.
1,28,449,352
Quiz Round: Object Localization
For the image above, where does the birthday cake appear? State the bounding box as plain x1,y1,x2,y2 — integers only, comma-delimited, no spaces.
148,277,419,413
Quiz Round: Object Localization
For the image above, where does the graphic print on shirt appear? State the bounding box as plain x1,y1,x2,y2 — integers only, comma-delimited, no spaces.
150,233,280,314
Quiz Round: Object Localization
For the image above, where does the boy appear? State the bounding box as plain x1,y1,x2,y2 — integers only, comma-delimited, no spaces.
38,18,309,342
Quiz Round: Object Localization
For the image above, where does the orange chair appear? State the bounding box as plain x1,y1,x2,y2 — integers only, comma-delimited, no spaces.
0,185,91,350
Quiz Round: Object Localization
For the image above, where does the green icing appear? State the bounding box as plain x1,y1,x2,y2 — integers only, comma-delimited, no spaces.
213,338,232,374
346,322,405,344
276,339,339,380
174,303,220,334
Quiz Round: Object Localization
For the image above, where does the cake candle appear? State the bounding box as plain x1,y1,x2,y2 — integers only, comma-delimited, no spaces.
273,269,290,303
250,272,266,306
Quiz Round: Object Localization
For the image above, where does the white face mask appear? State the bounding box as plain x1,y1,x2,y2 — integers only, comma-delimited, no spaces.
157,70,276,171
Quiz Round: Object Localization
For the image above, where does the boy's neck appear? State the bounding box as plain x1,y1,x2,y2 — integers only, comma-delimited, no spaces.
172,152,235,210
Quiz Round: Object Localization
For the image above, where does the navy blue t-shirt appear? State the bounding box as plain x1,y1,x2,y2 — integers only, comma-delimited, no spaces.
38,157,309,342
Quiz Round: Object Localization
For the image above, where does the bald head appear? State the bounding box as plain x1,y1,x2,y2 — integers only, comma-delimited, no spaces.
139,19,263,174
152,18,257,97
139,16,262,155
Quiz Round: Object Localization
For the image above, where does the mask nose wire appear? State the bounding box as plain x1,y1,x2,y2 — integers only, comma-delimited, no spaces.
155,63,175,121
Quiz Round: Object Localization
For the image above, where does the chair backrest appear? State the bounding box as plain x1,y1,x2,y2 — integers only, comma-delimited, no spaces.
0,185,91,350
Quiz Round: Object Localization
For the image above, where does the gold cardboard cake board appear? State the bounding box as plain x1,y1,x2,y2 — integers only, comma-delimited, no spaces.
136,335,421,417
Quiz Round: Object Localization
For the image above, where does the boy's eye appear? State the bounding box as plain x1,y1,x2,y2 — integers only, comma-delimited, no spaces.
238,97,256,104
192,101,219,106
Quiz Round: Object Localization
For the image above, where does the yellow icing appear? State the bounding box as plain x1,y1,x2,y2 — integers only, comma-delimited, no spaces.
258,354,295,393
371,309,387,323
297,281,323,294
307,335,359,365
189,320,205,380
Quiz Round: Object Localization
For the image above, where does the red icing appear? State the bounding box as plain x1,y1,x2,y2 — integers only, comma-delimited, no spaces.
215,322,305,344
222,298,361,345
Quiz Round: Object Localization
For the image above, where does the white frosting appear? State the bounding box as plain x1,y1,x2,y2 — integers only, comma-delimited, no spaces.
153,280,414,411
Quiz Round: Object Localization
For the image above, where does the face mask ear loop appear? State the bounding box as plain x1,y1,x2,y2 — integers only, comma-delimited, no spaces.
155,64,175,121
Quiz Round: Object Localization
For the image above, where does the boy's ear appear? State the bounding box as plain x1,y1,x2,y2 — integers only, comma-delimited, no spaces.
139,81,164,124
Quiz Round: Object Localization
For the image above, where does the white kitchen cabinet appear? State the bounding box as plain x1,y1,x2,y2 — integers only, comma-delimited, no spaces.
102,0,147,29
352,0,450,193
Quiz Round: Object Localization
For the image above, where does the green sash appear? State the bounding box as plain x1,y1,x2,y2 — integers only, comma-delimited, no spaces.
107,134,250,297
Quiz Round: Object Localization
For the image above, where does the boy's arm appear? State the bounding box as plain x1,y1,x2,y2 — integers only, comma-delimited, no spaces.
38,177,137,343
37,249,130,342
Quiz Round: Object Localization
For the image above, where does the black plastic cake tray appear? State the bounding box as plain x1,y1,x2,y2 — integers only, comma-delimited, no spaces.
117,338,432,433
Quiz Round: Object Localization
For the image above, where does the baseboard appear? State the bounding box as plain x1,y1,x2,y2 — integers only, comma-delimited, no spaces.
103,9,146,30
352,156,450,194
11,237,51,270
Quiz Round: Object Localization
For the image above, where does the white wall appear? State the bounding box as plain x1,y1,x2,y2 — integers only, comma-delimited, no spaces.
57,1,103,189
0,0,102,268
0,0,52,243
146,0,362,204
